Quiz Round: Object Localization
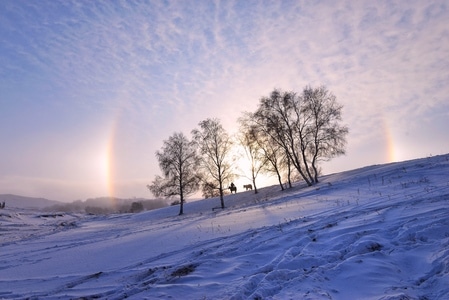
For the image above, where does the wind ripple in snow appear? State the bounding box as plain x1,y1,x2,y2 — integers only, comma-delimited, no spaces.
0,154,448,299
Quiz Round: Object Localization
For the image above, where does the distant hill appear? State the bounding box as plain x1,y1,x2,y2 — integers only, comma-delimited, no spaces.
0,194,168,213
0,194,62,209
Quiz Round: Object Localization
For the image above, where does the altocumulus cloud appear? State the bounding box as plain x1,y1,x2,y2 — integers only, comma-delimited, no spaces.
0,0,448,200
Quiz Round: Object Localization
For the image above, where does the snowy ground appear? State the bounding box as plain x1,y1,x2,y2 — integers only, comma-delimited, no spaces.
1,154,448,300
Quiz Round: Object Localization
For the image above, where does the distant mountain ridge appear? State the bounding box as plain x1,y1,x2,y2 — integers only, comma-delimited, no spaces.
0,194,62,209
0,194,168,213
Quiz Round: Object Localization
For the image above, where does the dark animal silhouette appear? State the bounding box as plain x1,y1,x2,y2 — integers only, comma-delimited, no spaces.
228,185,237,194
243,184,253,191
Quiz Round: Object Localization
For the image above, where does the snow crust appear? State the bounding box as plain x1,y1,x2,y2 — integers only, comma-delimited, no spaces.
1,154,448,299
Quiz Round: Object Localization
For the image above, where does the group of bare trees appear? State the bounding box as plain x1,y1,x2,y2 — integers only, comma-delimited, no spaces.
147,86,348,215
147,119,234,215
240,86,348,190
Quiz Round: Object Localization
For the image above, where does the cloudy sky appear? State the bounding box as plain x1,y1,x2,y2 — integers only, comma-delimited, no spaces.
1,0,448,201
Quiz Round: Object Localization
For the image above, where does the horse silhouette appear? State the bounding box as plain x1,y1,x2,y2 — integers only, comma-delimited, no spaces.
243,184,253,190
228,185,237,194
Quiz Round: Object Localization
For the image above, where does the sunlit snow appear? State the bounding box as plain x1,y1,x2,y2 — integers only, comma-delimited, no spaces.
1,154,448,299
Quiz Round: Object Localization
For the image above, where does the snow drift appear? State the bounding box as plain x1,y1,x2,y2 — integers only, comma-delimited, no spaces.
1,154,448,299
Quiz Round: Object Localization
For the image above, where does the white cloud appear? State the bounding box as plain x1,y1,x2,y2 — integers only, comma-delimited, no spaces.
1,0,448,199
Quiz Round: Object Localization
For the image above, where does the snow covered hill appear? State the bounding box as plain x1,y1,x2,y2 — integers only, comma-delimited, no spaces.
0,194,62,209
1,154,448,299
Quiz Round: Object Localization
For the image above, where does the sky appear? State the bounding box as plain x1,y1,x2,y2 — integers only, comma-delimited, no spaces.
1,0,448,202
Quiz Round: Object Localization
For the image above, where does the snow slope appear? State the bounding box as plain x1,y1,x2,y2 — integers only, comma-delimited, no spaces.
1,154,448,299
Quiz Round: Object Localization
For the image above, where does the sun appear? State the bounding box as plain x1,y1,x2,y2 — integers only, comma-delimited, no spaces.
232,149,279,190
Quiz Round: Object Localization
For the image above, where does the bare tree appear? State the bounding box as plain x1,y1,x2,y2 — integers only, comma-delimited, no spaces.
239,112,291,191
301,85,348,183
201,181,221,199
130,202,144,213
191,118,234,209
252,86,348,185
238,114,272,194
236,120,268,194
147,132,200,215
253,89,313,185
